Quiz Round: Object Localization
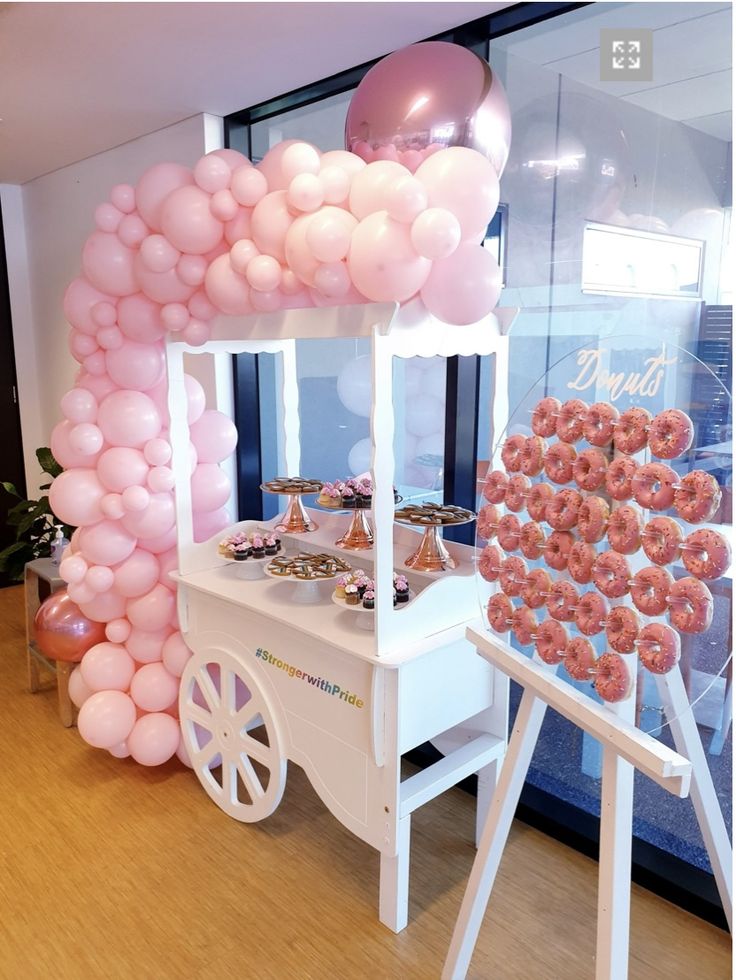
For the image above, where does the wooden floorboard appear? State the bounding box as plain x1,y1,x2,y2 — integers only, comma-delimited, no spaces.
0,585,730,979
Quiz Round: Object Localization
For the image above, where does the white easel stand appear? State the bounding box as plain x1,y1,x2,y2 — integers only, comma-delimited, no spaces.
443,628,733,980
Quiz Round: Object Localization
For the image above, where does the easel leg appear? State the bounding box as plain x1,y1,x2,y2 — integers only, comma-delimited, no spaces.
657,669,733,930
379,814,411,933
475,756,500,848
596,746,634,980
442,691,548,980
709,659,732,756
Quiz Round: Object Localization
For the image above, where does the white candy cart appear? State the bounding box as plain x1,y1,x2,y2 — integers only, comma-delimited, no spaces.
168,301,512,931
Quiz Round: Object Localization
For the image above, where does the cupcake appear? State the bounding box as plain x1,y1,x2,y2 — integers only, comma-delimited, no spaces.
251,534,265,558
341,485,356,508
362,589,375,610
233,543,251,561
345,583,359,605
264,533,279,556
334,575,349,599
395,576,410,603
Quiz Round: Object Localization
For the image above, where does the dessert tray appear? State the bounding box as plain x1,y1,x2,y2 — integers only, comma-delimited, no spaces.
394,503,477,572
260,476,323,533
263,552,352,603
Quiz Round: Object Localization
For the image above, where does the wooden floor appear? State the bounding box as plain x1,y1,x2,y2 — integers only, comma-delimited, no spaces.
0,586,730,979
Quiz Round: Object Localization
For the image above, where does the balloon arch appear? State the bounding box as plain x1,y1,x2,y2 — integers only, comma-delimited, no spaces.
41,42,511,766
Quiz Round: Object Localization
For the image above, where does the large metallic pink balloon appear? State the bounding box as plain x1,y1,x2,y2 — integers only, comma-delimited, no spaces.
345,41,511,177
34,590,106,663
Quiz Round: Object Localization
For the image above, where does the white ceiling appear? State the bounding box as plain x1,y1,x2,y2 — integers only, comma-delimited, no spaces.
494,1,733,142
0,1,510,184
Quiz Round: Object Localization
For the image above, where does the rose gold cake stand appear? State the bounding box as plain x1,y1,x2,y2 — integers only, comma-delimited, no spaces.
335,506,374,550
395,513,475,572
260,484,319,534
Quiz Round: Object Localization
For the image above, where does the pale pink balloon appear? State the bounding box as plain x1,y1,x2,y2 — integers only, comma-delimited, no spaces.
210,189,239,221
386,175,428,223
415,147,499,242
76,372,118,403
161,302,189,332
314,262,351,298
133,253,195,305
144,377,171,427
188,290,217,321
349,161,409,220
49,469,106,527
374,144,400,163
95,202,123,233
224,207,253,247
108,741,131,759
287,174,324,213
144,437,172,466
320,149,366,178
193,153,231,194
319,166,351,206
189,410,238,463
175,734,193,768
84,564,115,593
162,632,192,678
79,589,128,623
98,447,149,492
122,485,150,512
193,506,231,543
106,339,165,391
117,293,165,343
308,283,366,308
78,519,137,566
140,234,180,273
138,525,178,555
106,618,132,644
147,465,175,493
63,278,115,335
410,208,461,259
91,301,117,328
97,390,162,448
61,387,97,424
78,690,137,749
204,253,252,315
246,254,281,292
182,319,211,347
257,139,312,192
82,231,138,296
67,581,97,605
305,207,357,263
69,330,99,360
211,148,251,170
118,213,149,248
135,162,194,231
229,239,259,275
97,325,124,350
157,548,178,590
68,666,93,708
80,641,136,692
280,269,302,295
160,185,224,255
127,712,180,766
284,214,320,287
348,212,431,302
121,492,176,539
251,191,294,264
421,242,501,325
83,351,107,376
177,253,207,286
68,422,104,457
127,583,176,632
282,142,321,181
184,374,206,424
191,463,231,512
113,548,160,598
101,493,125,520
250,290,282,313
130,662,179,712
60,554,88,585
231,165,268,207
111,184,136,214
125,626,170,663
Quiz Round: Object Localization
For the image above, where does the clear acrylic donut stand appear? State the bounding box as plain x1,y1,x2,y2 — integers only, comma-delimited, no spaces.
166,299,515,933
444,336,732,979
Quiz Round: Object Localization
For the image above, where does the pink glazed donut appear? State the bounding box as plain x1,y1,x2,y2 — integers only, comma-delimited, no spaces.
594,653,632,703
575,591,609,636
637,623,681,674
535,620,569,665
641,517,683,566
546,580,579,622
531,397,561,438
582,402,619,447
519,521,546,560
605,455,638,502
505,474,532,513
546,489,583,531
479,544,504,583
681,528,732,580
564,637,596,680
630,566,673,616
648,409,694,460
501,434,527,473
520,436,547,477
573,448,608,492
577,496,610,544
544,530,574,572
521,568,553,609
674,471,722,524
511,605,538,646
544,443,577,485
613,407,652,455
487,593,513,633
632,462,677,511
605,606,640,654
477,504,500,541
555,399,588,444
499,556,528,597
593,551,631,599
568,541,597,585
497,514,522,553
667,577,714,633
482,470,509,504
527,482,554,522
606,505,642,555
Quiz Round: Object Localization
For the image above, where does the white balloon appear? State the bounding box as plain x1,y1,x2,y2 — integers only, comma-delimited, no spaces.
404,361,424,398
405,394,444,438
422,361,446,402
348,437,372,476
337,355,372,418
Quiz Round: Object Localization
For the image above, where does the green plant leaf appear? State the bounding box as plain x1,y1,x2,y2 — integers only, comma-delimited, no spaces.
17,498,52,537
37,447,63,479
1,481,21,498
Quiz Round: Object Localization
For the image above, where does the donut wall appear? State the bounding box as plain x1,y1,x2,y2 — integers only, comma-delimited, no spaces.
476,339,732,723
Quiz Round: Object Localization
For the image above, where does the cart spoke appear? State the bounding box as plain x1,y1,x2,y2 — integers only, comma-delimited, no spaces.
191,742,220,772
239,732,272,768
221,668,236,714
185,704,214,732
196,665,221,712
237,754,266,800
222,759,238,806
234,698,264,731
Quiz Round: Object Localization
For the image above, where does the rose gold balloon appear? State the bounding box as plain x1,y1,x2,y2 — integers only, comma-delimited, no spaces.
345,41,511,176
33,591,106,663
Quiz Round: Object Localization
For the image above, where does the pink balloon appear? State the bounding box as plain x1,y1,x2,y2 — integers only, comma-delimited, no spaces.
313,262,351,298
257,139,315,192
125,626,171,663
191,463,231,512
133,253,195,304
130,662,179,712
386,175,428,223
176,254,208,286
51,420,104,469
126,583,176,632
210,189,239,221
78,690,137,749
211,148,251,170
49,469,106,527
144,378,171,427
287,174,324,213
349,162,409,220
68,423,104,456
348,212,431,302
189,410,238,463
415,147,499,242
78,520,137,566
282,143,321,181
105,618,132,644
97,390,162,448
193,153,231,194
97,325,124,350
117,293,165,343
83,351,107,376
420,242,502,325
60,387,97,425
127,712,180,766
79,589,128,623
160,302,188,332
85,564,115,593
138,525,178,555
231,165,268,207
193,506,231,543
284,214,320,287
175,734,193,768
410,208,461,259
118,213,149,248
108,741,131,759
204,253,252,315
122,485,150,512
76,371,118,403
161,185,224,255
140,234,180,273
91,301,117,328
67,581,97,605
246,254,281,292
95,203,123,233
80,641,136,692
250,290,282,314
121,492,175,539
97,447,149,492
60,554,88,585
143,438,172,467
111,184,136,214
113,548,160,598
162,632,192,678
188,290,217,321
147,466,175,493
69,330,99,361
305,206,357,263
183,375,206,424
68,666,93,708
106,339,165,391
82,231,138,296
182,319,210,346
63,278,114,335
251,191,294,264
135,162,194,231
157,548,178,590
101,493,126,520
224,207,254,247
318,165,351,206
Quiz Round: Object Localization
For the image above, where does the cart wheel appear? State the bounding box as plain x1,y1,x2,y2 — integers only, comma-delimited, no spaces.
179,646,287,822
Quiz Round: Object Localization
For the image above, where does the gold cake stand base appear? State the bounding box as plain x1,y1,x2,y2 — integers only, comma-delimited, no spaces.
335,508,374,551
404,524,457,572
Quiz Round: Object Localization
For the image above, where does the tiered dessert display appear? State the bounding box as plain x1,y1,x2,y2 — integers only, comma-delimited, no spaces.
395,502,476,571
260,477,324,533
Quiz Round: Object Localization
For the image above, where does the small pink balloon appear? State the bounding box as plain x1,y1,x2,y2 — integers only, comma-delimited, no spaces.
130,662,179,712
98,447,149,492
257,139,312,192
193,153,232,194
78,519,137,566
80,641,136,692
79,588,128,623
108,741,130,759
284,214,319,287
224,207,253,247
147,466,173,493
188,290,217,321
211,148,250,170
282,142,321,181
117,293,165,343
210,189,239,221
135,162,194,231
97,325,124,350
415,147,500,242
51,420,104,470
161,302,189,332
280,268,302,295
138,525,178,555
348,212,431,302
121,485,150,512
67,581,97,605
61,387,97,424
287,174,324,213
76,371,118,402
411,208,461,259
68,666,93,709
113,549,160,598
84,564,115,593
63,278,114,335
162,632,192,678
184,374,206,424
111,184,136,214
106,339,165,391
305,207,357,263
420,242,502,325
127,711,180,766
78,690,137,749
95,202,123,233
182,319,211,346
193,506,231,543
134,253,195,305
175,734,193,768
82,231,138,296
320,149,366,178
127,583,176,633
125,626,170,663
91,301,117,328
157,548,178,590
68,422,104,457
160,185,224,255
349,161,409,220
386,175,428,223
83,351,107,376
118,213,149,248
101,493,125,520
69,331,99,360
229,239,259,276
319,165,351,206
140,234,180,273
49,469,106,527
251,190,294,264
176,253,207,286
106,618,132,644
246,254,281,292
97,390,161,448
204,253,252,315
191,463,231,512
143,438,172,466
189,410,238,464
313,262,351,298
231,165,268,207
400,149,424,173
121,492,176,539
60,554,88,585
251,290,282,313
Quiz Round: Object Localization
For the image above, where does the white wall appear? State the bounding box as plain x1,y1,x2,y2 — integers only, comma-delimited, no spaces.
1,113,223,489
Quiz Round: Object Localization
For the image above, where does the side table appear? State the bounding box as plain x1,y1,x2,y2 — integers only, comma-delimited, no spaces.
25,558,74,727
